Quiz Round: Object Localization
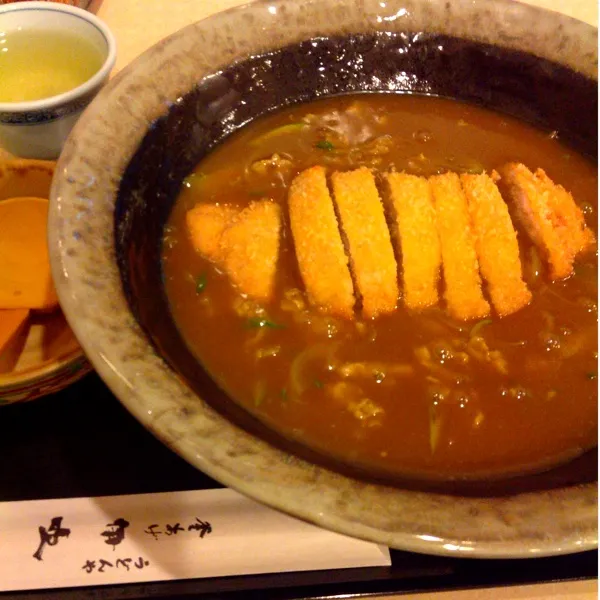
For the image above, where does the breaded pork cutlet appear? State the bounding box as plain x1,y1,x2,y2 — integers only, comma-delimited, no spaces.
219,200,282,302
288,166,355,319
496,163,595,280
385,172,441,310
535,169,596,256
186,200,281,301
186,203,239,261
461,173,532,316
430,172,490,320
331,167,399,318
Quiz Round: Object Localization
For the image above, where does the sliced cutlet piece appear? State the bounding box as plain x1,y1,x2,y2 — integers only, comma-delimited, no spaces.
331,167,399,318
288,166,355,319
461,173,532,316
219,200,281,302
385,172,441,310
530,167,595,257
186,203,239,261
496,163,595,280
430,172,490,320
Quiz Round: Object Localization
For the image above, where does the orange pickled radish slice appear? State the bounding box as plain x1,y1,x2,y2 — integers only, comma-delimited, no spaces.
0,197,59,310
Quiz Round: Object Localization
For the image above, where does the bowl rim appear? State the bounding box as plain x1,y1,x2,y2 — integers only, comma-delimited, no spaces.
49,0,598,558
0,0,117,114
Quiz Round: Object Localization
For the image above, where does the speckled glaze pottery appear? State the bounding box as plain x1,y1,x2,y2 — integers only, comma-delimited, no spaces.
49,0,598,557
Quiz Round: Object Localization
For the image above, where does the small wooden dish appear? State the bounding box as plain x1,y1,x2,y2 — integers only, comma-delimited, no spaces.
0,159,91,405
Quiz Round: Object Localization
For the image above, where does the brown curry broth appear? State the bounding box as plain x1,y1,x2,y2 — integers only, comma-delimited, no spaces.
162,94,598,480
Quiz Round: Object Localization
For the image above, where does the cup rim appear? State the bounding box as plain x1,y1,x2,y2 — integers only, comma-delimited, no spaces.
0,1,117,113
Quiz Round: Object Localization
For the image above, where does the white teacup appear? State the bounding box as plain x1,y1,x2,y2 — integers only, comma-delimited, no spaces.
0,1,116,159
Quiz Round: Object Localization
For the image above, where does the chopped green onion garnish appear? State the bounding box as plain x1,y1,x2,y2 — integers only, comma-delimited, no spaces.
315,140,334,151
313,379,324,389
470,318,492,338
183,172,206,189
280,388,288,401
373,370,386,384
253,381,268,406
247,317,284,329
586,372,597,380
429,405,441,454
195,274,207,294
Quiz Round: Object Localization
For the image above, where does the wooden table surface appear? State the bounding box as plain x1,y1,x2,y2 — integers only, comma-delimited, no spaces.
91,0,598,597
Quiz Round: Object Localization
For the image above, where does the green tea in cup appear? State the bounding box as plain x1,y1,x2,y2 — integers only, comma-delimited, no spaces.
0,1,116,159
0,29,105,103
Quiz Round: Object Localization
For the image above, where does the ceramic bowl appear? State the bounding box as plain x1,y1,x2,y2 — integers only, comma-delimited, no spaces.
0,159,91,404
0,1,116,159
48,0,598,557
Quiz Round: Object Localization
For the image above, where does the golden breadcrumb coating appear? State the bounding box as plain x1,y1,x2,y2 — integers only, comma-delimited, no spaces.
385,172,441,310
186,203,239,262
496,163,596,280
288,166,355,318
461,172,532,316
187,200,281,301
331,167,398,318
430,172,490,320
219,200,282,302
